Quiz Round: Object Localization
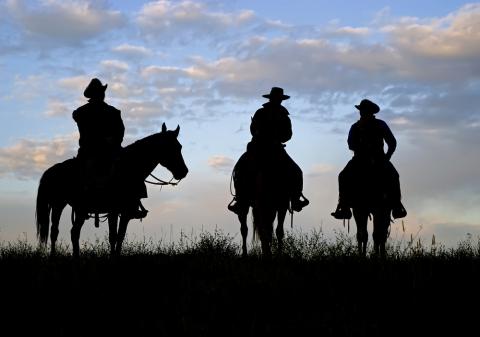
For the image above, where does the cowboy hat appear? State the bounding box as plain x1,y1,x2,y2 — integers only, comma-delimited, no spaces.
262,87,290,100
355,99,380,114
84,78,107,98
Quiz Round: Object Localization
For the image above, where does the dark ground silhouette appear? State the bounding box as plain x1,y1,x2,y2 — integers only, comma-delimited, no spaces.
1,247,478,337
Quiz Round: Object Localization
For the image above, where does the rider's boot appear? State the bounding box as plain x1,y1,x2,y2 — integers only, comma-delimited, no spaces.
291,193,310,212
331,201,352,220
130,200,149,219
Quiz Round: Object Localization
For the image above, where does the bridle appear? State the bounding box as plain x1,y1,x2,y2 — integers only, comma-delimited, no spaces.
145,173,181,186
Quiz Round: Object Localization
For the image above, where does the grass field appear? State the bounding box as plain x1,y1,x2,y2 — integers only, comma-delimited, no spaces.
1,229,479,336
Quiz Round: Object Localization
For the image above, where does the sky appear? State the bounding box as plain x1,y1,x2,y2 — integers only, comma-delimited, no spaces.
1,0,480,248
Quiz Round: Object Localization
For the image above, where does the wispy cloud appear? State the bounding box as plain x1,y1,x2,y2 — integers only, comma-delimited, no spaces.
208,155,234,173
5,0,125,46
0,135,77,180
137,1,256,42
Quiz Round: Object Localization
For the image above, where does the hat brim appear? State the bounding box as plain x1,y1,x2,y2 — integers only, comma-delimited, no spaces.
355,103,379,114
84,84,107,98
262,94,290,100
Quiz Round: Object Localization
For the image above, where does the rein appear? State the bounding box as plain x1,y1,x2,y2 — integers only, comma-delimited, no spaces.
145,173,181,186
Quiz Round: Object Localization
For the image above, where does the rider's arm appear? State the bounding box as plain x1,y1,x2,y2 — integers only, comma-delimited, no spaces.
381,121,396,160
279,115,292,143
250,109,261,137
114,109,125,145
347,124,357,152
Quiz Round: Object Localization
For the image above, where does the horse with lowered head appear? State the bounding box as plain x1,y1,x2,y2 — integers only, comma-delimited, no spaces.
233,156,290,258
36,123,188,257
349,160,401,257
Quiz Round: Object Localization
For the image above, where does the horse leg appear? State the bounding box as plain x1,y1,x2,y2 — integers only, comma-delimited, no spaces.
255,206,275,259
108,213,118,255
353,208,368,256
71,211,86,258
372,208,391,258
275,207,288,255
49,203,65,257
238,211,248,257
115,216,130,255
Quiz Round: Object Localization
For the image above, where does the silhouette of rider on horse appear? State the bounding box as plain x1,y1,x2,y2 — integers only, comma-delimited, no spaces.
228,87,309,214
331,99,406,219
73,78,147,219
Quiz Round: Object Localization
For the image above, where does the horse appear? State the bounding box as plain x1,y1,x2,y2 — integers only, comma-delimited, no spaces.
347,159,397,257
35,123,188,257
233,152,290,258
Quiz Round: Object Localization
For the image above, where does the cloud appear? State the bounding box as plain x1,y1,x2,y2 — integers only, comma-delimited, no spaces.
137,0,255,43
112,43,153,58
5,0,124,46
101,59,130,73
208,155,234,173
307,164,336,177
43,99,70,117
0,135,77,180
58,75,91,92
381,4,480,82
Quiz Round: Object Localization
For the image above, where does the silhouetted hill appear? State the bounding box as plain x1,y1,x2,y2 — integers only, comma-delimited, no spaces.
1,230,478,336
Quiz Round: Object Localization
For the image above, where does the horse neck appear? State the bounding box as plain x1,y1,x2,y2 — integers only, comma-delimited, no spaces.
124,134,164,180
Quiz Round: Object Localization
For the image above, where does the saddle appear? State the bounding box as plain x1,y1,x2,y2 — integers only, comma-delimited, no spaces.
74,156,148,223
75,157,117,219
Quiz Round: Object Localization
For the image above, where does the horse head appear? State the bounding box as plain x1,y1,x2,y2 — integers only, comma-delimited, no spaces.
157,123,189,181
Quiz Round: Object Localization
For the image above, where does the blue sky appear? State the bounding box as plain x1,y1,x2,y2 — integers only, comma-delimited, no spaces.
1,0,480,247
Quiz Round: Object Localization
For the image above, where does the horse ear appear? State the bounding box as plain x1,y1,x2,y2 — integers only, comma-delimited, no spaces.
174,125,180,137
161,123,167,133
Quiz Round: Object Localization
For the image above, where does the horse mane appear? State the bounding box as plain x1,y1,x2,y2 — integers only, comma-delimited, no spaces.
122,132,162,158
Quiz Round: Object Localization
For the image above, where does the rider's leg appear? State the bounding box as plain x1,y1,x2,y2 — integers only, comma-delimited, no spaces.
285,153,309,212
126,198,148,219
388,163,407,219
331,161,353,219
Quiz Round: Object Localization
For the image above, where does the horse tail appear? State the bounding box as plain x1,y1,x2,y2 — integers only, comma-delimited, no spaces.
36,168,53,244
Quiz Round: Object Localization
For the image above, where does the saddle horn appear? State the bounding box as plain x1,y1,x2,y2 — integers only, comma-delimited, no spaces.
161,122,167,133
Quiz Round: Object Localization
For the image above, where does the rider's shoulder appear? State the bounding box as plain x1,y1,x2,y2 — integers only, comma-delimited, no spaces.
104,103,121,113
375,118,390,128
261,102,289,115
72,103,90,120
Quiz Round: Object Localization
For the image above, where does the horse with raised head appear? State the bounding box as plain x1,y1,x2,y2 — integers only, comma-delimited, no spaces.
36,123,188,257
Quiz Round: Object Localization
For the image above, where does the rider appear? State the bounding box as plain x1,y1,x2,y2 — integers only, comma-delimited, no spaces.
228,87,309,214
73,78,147,219
331,99,406,219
